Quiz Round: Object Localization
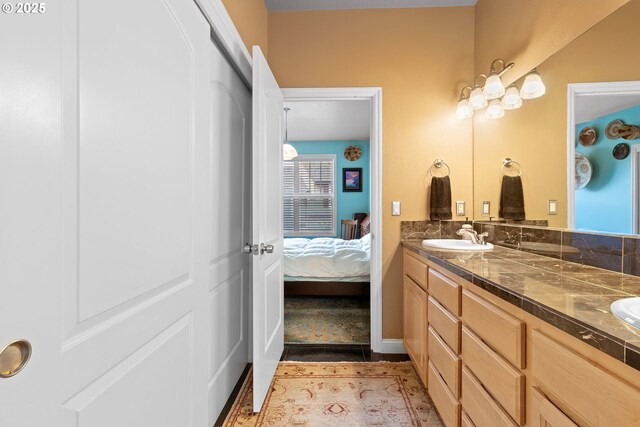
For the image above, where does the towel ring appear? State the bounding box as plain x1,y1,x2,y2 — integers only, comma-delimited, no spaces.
429,159,450,178
502,158,522,177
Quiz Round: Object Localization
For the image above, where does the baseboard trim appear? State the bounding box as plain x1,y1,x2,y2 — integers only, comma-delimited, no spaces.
380,339,407,354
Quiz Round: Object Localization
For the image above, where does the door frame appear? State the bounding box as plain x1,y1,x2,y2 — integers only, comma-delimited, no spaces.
282,87,383,353
567,81,640,229
632,144,640,234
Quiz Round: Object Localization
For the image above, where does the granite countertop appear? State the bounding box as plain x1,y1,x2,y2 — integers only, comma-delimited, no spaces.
402,239,640,372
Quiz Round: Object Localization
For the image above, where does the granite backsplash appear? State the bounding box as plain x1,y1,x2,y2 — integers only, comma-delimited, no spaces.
401,220,640,278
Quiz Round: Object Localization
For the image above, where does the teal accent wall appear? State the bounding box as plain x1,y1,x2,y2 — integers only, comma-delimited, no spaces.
575,104,640,233
290,140,370,237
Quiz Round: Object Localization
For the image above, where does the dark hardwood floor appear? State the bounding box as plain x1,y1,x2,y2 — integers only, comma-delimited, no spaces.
213,345,410,426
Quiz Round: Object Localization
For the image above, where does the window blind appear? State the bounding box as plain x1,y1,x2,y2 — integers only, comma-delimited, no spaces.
283,154,335,236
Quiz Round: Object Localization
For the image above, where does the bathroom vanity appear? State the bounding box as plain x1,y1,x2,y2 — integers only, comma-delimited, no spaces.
402,241,640,427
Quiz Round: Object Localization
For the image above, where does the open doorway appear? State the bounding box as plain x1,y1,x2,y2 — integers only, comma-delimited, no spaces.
281,88,383,352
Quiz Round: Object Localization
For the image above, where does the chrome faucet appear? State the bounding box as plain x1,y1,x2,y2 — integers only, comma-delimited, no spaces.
456,225,489,245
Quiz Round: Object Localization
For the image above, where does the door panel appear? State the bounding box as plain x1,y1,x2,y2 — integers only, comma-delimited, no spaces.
208,41,251,424
1,0,211,425
252,46,285,412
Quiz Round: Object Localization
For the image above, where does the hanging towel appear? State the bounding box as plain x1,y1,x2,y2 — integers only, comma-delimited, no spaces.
429,176,452,220
499,175,525,220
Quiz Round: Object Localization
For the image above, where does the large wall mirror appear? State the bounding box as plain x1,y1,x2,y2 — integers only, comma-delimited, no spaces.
473,0,640,235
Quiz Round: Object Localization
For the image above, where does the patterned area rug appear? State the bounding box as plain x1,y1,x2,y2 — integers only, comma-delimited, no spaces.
222,362,443,427
285,297,370,344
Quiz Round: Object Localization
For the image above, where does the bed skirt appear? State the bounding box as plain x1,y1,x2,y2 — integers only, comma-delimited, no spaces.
284,280,370,297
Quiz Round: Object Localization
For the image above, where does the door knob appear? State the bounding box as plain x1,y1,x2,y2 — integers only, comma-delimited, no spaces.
260,243,274,254
243,243,258,254
0,339,32,378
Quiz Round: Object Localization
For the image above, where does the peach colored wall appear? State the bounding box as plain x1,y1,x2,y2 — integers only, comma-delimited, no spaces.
474,0,629,82
221,0,269,57
473,0,640,226
268,7,475,339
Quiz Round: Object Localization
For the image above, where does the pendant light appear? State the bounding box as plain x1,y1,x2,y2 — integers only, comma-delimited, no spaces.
283,106,298,161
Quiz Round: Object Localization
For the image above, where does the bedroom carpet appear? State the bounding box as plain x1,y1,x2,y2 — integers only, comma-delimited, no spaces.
284,296,370,344
221,362,443,427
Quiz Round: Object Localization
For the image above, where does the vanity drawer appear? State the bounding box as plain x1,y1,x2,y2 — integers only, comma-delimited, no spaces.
461,411,475,427
429,269,461,315
462,289,525,369
461,326,524,425
461,366,518,427
428,361,460,427
532,329,640,427
428,296,461,353
531,387,579,427
404,251,428,291
428,326,461,398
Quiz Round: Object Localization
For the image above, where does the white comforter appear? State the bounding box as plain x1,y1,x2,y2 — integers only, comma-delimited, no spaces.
283,234,371,278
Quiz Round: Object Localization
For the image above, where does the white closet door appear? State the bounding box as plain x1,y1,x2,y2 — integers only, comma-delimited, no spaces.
251,46,285,412
0,0,211,425
207,41,251,424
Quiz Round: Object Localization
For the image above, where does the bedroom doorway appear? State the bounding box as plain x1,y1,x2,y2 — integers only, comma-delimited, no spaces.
281,88,383,352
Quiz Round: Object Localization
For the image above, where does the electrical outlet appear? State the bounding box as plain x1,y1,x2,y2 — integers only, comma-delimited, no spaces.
482,201,490,216
456,201,465,216
548,199,558,215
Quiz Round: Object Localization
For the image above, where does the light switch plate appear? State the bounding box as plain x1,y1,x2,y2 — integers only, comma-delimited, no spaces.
482,201,490,216
392,201,401,216
548,199,558,215
456,201,465,216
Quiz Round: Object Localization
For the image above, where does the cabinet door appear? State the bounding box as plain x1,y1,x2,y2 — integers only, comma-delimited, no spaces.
531,387,579,427
404,275,427,383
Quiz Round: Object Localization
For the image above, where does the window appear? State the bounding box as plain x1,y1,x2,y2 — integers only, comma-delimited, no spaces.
283,154,336,236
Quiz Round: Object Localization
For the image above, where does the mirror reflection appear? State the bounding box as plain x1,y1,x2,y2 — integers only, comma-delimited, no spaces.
472,0,640,235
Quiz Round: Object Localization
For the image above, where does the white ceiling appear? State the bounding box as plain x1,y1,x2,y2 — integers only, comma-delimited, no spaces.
265,0,477,11
575,94,640,124
286,100,370,141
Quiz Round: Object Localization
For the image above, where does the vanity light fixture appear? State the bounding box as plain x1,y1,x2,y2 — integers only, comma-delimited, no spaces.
455,86,473,119
520,68,546,99
501,84,523,110
455,60,544,119
282,106,298,161
486,99,505,119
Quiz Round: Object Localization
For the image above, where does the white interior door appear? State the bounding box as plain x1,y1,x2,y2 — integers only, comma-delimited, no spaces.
207,41,252,424
251,46,285,412
0,1,211,425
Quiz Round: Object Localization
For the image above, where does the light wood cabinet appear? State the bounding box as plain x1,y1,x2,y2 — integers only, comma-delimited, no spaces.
403,248,640,427
403,274,427,383
429,361,461,427
462,289,525,369
404,250,428,289
462,326,524,425
532,329,640,427
530,387,579,427
429,269,462,316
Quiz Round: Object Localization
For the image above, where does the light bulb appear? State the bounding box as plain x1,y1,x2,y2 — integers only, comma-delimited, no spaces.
486,99,504,119
283,143,298,160
455,98,473,119
483,73,505,100
469,86,487,110
520,70,546,99
502,85,522,110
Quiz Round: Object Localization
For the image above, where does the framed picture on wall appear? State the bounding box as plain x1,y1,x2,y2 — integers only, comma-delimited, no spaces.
342,168,363,192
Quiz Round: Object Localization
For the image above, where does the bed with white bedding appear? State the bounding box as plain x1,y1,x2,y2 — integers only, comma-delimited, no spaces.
283,234,371,296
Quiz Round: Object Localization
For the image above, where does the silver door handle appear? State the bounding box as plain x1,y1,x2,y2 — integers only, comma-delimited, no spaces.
260,243,274,254
243,243,258,254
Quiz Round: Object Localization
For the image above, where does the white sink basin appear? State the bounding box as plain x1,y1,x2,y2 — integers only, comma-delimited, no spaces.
421,239,494,251
611,297,640,329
